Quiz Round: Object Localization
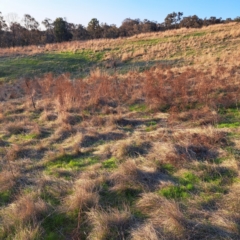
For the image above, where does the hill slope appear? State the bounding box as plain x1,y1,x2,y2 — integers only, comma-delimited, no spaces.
0,22,240,82
0,23,240,239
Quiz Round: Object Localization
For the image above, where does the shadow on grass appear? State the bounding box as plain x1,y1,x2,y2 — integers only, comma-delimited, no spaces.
0,50,184,82
0,51,101,81
81,132,126,148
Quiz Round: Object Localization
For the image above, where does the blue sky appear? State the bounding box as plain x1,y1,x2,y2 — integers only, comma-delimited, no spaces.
1,0,239,28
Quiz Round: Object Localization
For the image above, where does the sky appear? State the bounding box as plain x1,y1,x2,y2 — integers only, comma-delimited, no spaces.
1,0,239,28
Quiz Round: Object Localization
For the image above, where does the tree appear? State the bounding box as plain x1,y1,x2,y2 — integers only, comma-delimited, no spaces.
87,18,102,39
141,19,157,32
180,15,203,28
22,14,40,45
53,17,72,42
0,12,8,47
119,18,141,37
0,12,7,31
101,23,119,38
42,18,55,43
234,17,240,22
164,12,183,29
71,24,90,40
23,14,39,31
5,12,19,26
9,22,26,46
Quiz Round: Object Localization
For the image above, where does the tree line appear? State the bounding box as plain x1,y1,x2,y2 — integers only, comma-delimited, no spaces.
0,11,239,48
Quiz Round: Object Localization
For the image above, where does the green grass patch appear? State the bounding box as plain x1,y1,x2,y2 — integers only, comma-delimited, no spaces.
160,163,175,174
132,210,148,220
19,133,38,140
46,153,99,170
0,190,12,206
207,183,228,194
217,122,240,128
145,126,157,132
199,193,221,210
198,164,238,193
225,146,240,160
183,32,206,38
45,168,73,180
129,104,147,112
0,50,105,81
102,157,118,169
202,167,237,185
146,120,157,127
122,125,134,132
217,108,240,128
228,132,240,139
159,172,199,199
40,186,61,206
210,157,228,164
131,38,168,46
159,185,192,199
145,120,158,132
180,172,200,185
185,48,196,56
42,212,76,240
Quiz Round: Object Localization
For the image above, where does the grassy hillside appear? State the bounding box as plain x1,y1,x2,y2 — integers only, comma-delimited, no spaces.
1,22,240,82
0,23,240,239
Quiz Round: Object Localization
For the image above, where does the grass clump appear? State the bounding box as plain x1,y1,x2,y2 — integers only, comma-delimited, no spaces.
159,172,199,199
159,185,192,199
180,172,200,185
102,157,118,169
87,207,133,240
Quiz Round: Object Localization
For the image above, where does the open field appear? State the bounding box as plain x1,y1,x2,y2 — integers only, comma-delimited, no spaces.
0,23,240,239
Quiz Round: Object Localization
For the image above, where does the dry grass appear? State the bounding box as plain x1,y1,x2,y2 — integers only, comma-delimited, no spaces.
0,170,17,192
64,177,102,212
87,207,133,240
0,23,240,239
1,194,47,235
